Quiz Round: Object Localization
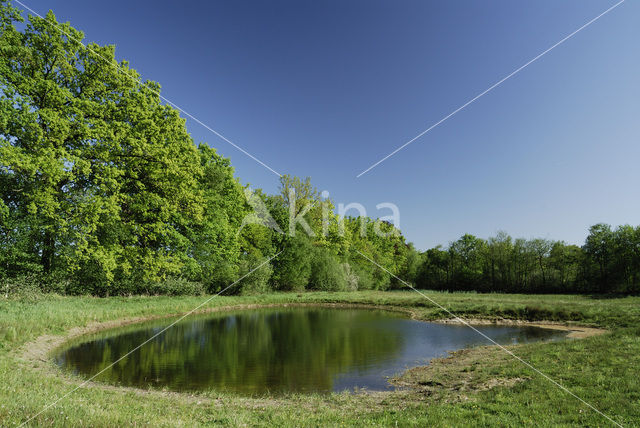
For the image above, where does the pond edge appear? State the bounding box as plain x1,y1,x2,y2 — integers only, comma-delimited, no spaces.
16,301,608,398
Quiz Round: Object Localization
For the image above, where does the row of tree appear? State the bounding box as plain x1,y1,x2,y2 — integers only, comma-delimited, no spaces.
1,4,637,296
0,3,414,295
412,224,640,294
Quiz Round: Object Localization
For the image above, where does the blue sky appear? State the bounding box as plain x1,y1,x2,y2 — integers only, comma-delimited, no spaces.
19,0,640,249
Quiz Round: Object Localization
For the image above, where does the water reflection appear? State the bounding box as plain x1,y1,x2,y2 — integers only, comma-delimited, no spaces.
56,308,566,394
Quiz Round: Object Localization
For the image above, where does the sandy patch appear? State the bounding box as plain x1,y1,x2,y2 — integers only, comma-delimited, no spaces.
434,317,607,338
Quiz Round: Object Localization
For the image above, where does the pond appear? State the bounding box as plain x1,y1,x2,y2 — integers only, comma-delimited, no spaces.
55,307,567,395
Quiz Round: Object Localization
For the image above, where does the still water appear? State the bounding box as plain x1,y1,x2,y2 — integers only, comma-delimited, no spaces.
55,307,566,394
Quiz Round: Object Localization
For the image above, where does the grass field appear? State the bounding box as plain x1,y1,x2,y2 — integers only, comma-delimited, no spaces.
1,291,639,427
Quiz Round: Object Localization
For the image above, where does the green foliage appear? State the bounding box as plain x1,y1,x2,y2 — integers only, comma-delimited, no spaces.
142,278,206,296
2,3,638,298
0,3,421,296
236,252,274,295
342,262,359,291
416,225,640,295
183,144,248,292
0,274,42,300
341,217,409,290
0,3,203,293
308,248,347,291
583,223,640,294
272,236,312,291
348,260,377,290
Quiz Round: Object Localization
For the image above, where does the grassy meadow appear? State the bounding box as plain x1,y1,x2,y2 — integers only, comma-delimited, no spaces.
0,291,639,426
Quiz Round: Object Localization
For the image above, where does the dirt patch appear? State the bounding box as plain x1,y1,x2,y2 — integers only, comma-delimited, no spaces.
391,346,529,402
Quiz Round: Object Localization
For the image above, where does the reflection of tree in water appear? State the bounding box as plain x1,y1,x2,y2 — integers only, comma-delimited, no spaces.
59,309,405,394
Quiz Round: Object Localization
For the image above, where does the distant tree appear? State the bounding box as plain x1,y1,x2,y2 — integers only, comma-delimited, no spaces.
611,225,640,293
415,245,449,290
449,234,486,290
548,242,583,292
529,239,552,291
584,224,615,293
486,231,513,291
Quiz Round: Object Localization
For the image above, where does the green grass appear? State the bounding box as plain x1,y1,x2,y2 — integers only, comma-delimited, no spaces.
1,291,639,426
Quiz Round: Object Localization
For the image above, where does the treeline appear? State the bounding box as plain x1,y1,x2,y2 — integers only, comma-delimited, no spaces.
413,225,640,294
1,5,638,297
0,4,414,295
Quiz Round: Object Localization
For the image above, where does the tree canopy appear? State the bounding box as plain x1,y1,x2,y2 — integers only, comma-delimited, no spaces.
0,3,412,295
414,225,640,295
1,3,638,297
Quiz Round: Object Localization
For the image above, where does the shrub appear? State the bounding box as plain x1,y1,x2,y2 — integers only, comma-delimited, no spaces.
272,237,312,291
343,263,359,291
350,262,376,290
236,253,274,295
308,249,347,291
0,274,43,300
202,261,238,294
143,278,206,296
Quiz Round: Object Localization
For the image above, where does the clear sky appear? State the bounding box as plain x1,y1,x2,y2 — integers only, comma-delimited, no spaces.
17,0,640,250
